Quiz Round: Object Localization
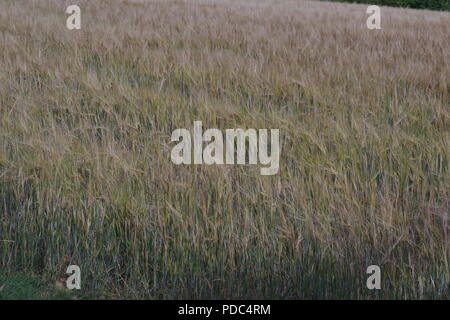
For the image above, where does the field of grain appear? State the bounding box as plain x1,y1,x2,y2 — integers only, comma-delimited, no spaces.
0,0,449,299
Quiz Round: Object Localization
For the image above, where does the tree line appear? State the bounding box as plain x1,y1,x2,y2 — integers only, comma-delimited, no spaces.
325,0,450,11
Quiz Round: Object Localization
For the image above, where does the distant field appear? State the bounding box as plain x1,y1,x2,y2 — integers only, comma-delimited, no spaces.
0,0,449,299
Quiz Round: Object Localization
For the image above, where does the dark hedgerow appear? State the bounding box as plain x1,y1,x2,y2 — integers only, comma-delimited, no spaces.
323,0,450,11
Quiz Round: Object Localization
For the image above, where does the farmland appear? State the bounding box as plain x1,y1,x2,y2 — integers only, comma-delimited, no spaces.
0,0,449,299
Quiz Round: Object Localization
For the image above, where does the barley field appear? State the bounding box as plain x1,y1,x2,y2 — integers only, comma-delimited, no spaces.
0,0,449,299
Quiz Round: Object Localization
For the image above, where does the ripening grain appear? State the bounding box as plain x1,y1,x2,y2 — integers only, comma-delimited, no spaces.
0,0,449,299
